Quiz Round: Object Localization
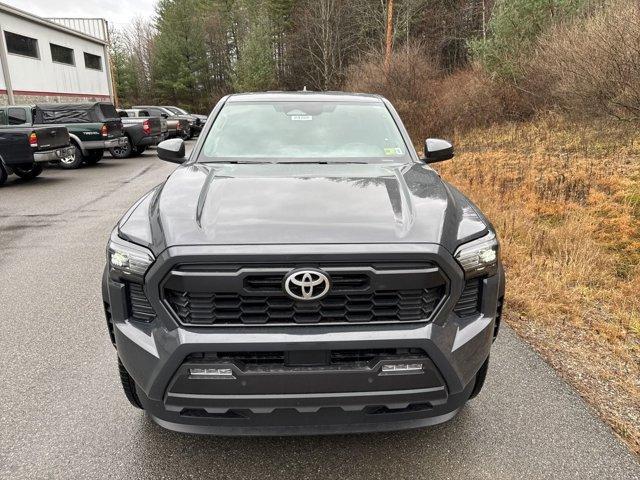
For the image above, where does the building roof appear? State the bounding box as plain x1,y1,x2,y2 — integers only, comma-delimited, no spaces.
0,2,108,45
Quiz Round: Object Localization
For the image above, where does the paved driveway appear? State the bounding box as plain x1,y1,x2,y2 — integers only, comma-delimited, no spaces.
1,146,638,479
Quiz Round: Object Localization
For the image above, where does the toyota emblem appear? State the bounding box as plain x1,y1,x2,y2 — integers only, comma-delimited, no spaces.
283,269,331,301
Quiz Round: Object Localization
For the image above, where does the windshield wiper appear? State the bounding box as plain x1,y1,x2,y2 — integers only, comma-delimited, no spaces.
203,160,370,165
276,161,369,165
207,160,272,164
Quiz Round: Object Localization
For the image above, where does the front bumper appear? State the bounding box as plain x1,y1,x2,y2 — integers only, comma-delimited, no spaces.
104,244,504,435
33,145,75,163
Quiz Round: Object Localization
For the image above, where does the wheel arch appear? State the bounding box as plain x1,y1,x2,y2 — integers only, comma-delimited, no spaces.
68,133,85,154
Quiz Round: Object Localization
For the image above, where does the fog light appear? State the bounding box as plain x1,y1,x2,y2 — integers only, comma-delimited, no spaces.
189,368,235,378
381,363,424,373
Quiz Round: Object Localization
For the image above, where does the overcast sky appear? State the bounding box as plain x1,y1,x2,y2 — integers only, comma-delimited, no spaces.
2,0,157,27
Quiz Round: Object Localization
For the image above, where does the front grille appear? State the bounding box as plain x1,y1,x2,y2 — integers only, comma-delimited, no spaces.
454,278,482,317
165,287,444,326
330,348,426,364
244,272,369,292
185,348,427,368
127,283,155,322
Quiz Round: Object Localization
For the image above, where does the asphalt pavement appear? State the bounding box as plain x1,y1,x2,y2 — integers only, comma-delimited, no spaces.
0,145,638,479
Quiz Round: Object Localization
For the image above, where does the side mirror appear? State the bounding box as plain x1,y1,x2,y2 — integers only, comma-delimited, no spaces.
157,138,185,164
424,138,454,163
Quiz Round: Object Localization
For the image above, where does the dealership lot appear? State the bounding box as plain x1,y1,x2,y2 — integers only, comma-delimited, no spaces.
0,146,639,479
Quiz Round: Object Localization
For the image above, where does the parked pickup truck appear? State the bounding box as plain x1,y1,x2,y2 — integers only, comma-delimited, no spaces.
163,106,206,136
112,110,162,158
32,102,127,169
0,123,73,185
0,103,126,169
125,108,188,140
132,106,194,139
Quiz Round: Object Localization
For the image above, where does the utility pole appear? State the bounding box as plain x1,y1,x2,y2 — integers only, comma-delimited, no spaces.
384,0,394,75
0,26,15,105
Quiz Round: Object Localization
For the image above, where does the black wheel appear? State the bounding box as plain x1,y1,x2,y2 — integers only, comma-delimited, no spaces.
85,149,104,165
180,128,191,140
109,136,133,159
12,163,43,180
59,143,83,169
469,357,489,400
131,145,147,157
118,359,143,409
0,163,7,185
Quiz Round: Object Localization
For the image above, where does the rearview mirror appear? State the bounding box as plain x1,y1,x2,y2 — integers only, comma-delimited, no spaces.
424,138,454,163
157,138,185,164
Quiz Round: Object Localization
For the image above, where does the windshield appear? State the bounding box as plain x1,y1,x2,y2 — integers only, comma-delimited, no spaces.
199,101,409,162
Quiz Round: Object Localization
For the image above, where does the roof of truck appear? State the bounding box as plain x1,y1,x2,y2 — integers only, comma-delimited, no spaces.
226,92,384,103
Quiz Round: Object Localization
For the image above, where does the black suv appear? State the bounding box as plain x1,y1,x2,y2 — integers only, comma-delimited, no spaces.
103,92,505,435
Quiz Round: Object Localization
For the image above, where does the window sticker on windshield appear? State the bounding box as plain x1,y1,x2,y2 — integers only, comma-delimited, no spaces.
290,115,312,121
384,147,403,156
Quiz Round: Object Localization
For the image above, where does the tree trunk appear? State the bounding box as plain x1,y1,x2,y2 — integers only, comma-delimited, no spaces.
384,0,394,75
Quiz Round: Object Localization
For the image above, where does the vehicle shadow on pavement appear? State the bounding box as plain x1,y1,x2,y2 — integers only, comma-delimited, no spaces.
132,408,478,480
1,176,67,188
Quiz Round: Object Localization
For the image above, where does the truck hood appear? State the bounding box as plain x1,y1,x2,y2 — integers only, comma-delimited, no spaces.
120,162,489,254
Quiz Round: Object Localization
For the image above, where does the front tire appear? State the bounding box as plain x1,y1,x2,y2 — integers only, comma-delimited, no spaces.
118,359,143,409
85,149,104,165
12,163,43,180
109,136,133,159
468,357,490,400
60,143,84,169
133,145,147,155
0,163,7,185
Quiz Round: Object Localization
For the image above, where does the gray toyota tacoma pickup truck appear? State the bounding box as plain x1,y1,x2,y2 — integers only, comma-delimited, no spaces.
103,92,505,435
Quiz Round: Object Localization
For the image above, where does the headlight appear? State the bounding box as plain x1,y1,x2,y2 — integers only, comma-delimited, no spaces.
107,233,154,281
454,232,499,279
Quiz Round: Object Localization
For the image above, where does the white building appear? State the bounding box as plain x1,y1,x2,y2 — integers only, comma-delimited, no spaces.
0,2,114,105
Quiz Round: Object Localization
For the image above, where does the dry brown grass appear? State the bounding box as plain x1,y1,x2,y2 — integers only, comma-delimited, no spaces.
436,115,640,454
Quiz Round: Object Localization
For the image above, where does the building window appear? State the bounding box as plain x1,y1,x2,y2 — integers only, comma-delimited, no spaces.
4,31,39,59
8,108,27,125
84,52,102,70
50,43,75,65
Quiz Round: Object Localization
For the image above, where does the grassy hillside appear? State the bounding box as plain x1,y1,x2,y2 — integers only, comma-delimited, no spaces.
436,116,640,453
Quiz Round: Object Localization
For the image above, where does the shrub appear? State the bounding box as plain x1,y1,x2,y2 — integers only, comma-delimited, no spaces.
523,0,640,121
471,0,589,80
344,44,524,140
344,42,441,142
